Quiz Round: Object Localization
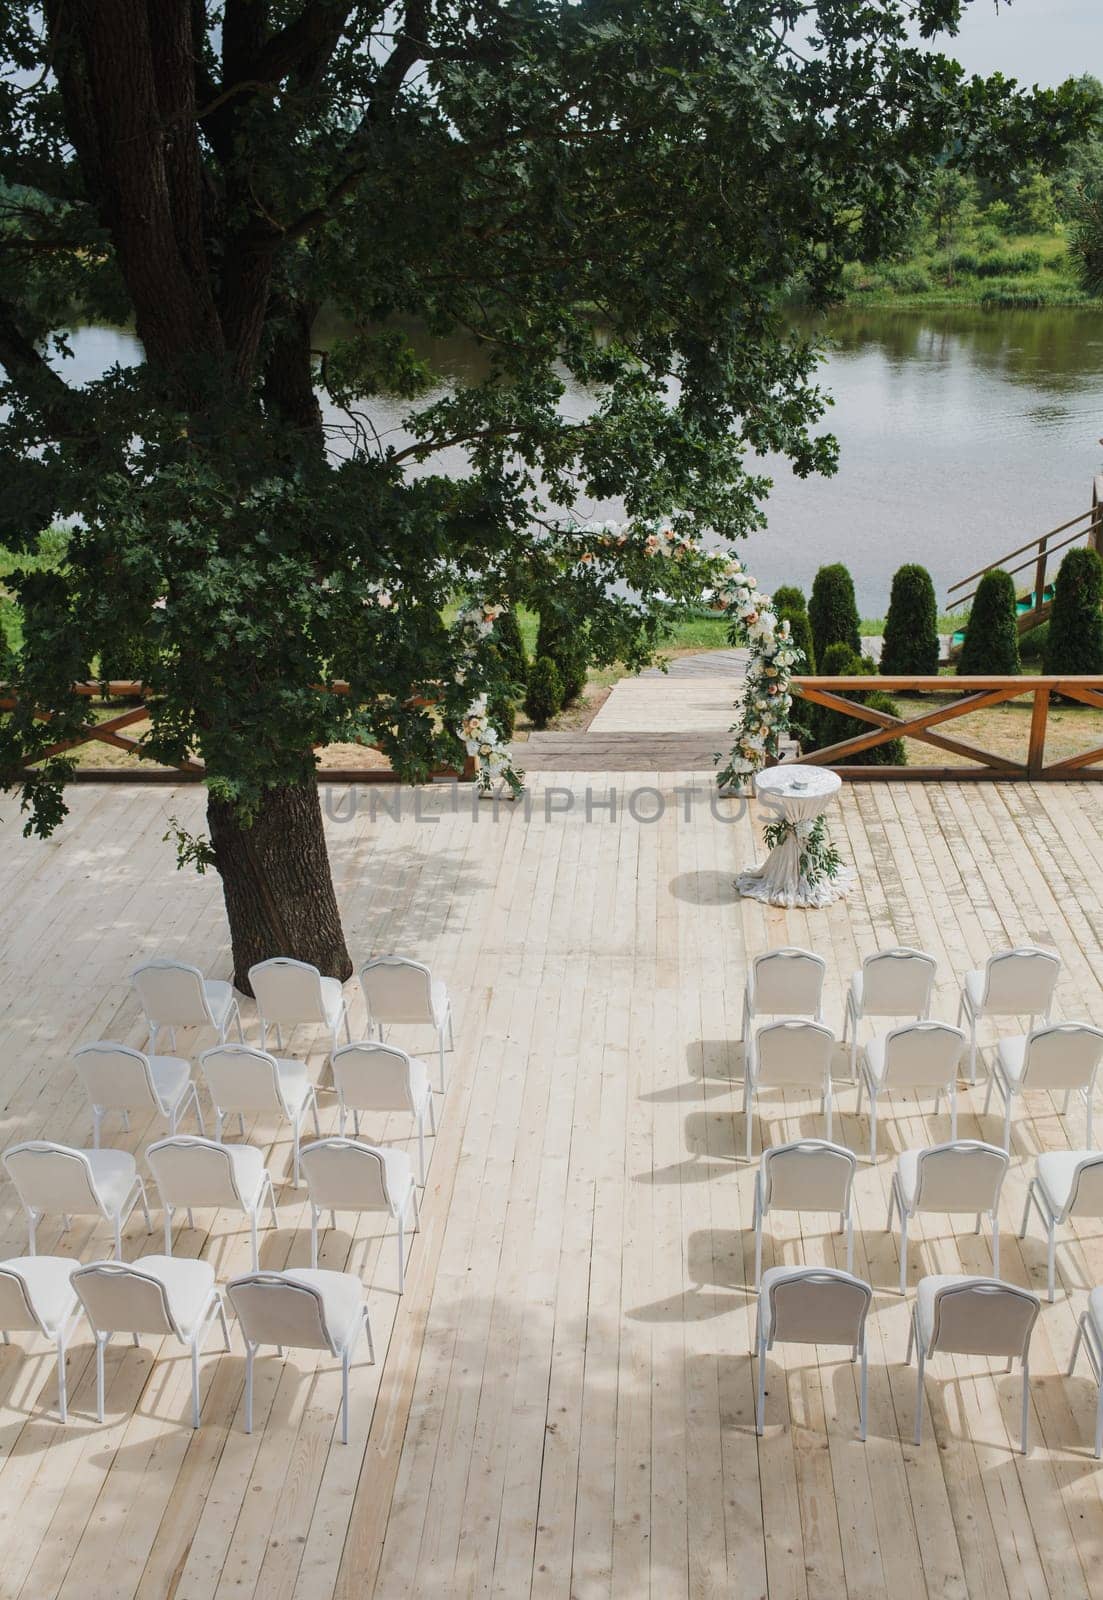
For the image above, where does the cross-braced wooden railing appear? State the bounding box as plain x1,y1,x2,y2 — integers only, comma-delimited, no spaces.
0,681,476,784
786,676,1103,780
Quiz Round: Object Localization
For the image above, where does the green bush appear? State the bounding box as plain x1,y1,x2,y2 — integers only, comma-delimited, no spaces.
523,655,563,728
492,610,528,689
488,691,516,741
958,569,1020,675
771,584,806,615
778,606,816,748
809,563,861,666
536,608,587,703
880,563,940,676
811,642,905,764
1044,546,1103,675
974,249,1041,278
883,264,932,294
1018,619,1050,661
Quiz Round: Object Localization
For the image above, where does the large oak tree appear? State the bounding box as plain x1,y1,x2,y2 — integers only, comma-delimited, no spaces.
0,0,1089,986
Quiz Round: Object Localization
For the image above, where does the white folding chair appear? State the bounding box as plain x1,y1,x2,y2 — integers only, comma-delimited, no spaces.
359,957,453,1093
856,1021,966,1161
200,1044,320,1185
1067,1288,1103,1457
299,1138,419,1293
983,1022,1103,1151
908,1276,1040,1453
1018,1150,1103,1302
248,957,351,1056
754,1266,872,1439
752,1140,857,1288
0,1257,84,1422
841,947,936,1077
887,1140,1009,1297
131,958,242,1052
740,948,826,1042
146,1136,279,1272
743,1020,836,1161
74,1041,203,1147
957,945,1060,1083
2,1141,152,1259
331,1041,437,1184
227,1269,375,1444
71,1256,229,1428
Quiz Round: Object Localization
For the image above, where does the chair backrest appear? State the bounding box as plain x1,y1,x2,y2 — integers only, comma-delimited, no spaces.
200,1045,284,1115
761,1140,856,1214
146,1136,245,1209
754,1020,835,1088
911,1141,1009,1213
332,1041,417,1113
71,1261,177,1337
299,1139,393,1211
1018,1023,1103,1092
227,1272,335,1353
749,948,825,1016
248,958,328,1025
859,947,936,1015
0,1264,49,1334
2,1142,107,1216
131,958,214,1026
766,1268,872,1348
359,956,436,1025
1064,1155,1103,1219
73,1041,160,1112
980,946,1060,1014
927,1278,1039,1359
880,1021,965,1088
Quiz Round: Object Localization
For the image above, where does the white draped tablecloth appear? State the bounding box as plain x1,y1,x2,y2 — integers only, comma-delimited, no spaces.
736,763,854,908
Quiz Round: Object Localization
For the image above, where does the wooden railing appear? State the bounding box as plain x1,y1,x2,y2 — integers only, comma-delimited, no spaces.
0,680,477,784
787,675,1103,780
946,504,1101,622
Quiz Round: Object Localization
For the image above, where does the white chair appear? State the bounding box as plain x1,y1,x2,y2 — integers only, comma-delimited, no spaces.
1067,1288,1103,1457
146,1136,279,1272
299,1138,419,1292
2,1141,152,1259
841,947,936,1077
71,1256,229,1428
200,1044,320,1185
0,1257,84,1422
754,1266,872,1439
74,1041,203,1147
359,957,453,1092
983,1022,1103,1151
957,945,1060,1083
908,1275,1040,1453
887,1140,1009,1297
131,958,242,1052
752,1140,857,1288
248,957,350,1056
744,1021,836,1160
856,1021,966,1161
741,948,825,1042
331,1041,437,1184
227,1268,375,1445
1018,1150,1103,1302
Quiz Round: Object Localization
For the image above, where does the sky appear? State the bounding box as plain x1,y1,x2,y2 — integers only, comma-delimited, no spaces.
915,0,1099,88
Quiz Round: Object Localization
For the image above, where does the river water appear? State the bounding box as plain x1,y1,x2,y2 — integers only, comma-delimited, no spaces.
61,305,1103,615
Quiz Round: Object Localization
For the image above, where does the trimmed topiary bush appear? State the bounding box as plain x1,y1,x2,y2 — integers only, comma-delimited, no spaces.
809,563,861,668
523,655,563,729
957,569,1020,676
812,643,906,765
880,563,940,676
536,608,587,703
778,606,815,675
771,584,806,615
1044,546,1103,675
493,610,528,689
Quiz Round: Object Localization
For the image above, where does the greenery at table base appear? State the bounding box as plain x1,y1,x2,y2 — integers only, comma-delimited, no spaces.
761,815,842,891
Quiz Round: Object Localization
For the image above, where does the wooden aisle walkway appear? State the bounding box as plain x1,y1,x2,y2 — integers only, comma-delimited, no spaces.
2,777,1103,1598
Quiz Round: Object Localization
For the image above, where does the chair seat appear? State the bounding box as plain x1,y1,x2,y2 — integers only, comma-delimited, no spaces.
127,1254,217,1338
1087,1286,1103,1342
0,1255,79,1335
148,1056,194,1112
85,1148,139,1212
430,981,449,1029
223,1143,268,1205
1035,1151,1103,1218
995,1035,1029,1088
282,1268,365,1348
319,977,345,1029
204,980,236,1028
896,1150,922,1211
274,1058,314,1118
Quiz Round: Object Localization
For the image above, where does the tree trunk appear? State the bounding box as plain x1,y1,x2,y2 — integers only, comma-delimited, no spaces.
208,781,353,994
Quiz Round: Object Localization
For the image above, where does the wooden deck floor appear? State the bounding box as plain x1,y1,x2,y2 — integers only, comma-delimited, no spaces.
2,775,1103,1598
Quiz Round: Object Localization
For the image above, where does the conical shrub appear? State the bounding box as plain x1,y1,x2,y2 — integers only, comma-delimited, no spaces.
809,563,861,667
958,569,1019,676
881,563,940,676
1044,546,1103,675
